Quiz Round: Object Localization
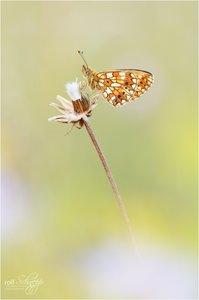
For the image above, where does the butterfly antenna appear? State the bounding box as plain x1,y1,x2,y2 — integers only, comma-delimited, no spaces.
78,50,88,68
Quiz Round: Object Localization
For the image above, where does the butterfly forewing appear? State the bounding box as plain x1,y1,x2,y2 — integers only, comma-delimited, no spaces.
94,69,153,106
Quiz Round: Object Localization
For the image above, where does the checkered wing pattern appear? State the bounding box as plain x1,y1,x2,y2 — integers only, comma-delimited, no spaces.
94,70,153,107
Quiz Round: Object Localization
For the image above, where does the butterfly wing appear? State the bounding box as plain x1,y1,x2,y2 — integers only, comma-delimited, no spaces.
94,69,153,106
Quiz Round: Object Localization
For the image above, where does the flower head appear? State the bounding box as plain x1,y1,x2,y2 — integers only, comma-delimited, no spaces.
48,80,98,129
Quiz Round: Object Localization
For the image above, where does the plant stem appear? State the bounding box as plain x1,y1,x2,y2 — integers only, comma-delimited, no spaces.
84,120,141,258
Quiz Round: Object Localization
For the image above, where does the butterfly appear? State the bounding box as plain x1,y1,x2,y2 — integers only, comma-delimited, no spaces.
78,50,154,107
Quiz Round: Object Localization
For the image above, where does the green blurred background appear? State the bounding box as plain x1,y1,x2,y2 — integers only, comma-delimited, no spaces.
2,1,197,299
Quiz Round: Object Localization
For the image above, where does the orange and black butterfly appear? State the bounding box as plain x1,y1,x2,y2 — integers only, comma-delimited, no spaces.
78,50,154,107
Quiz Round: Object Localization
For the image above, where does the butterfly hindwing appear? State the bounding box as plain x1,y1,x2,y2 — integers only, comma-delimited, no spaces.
94,69,153,106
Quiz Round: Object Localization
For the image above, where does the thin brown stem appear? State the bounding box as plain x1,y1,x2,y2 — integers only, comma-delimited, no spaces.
84,120,141,258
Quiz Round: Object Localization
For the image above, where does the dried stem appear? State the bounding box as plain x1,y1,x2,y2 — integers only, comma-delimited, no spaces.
83,120,141,258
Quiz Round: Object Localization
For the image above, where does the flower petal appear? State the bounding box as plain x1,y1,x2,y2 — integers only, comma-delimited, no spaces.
50,102,67,114
48,112,81,123
65,81,81,101
48,115,65,122
56,95,73,111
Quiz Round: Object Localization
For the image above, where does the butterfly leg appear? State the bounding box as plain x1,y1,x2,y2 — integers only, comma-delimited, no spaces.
79,81,87,91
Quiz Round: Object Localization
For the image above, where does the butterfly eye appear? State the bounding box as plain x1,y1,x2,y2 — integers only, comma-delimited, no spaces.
86,69,90,76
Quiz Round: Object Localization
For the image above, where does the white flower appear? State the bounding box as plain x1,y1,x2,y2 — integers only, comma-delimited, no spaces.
48,80,98,128
65,80,81,101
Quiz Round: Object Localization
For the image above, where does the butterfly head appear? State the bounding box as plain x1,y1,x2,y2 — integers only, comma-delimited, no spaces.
82,64,92,77
78,50,96,89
